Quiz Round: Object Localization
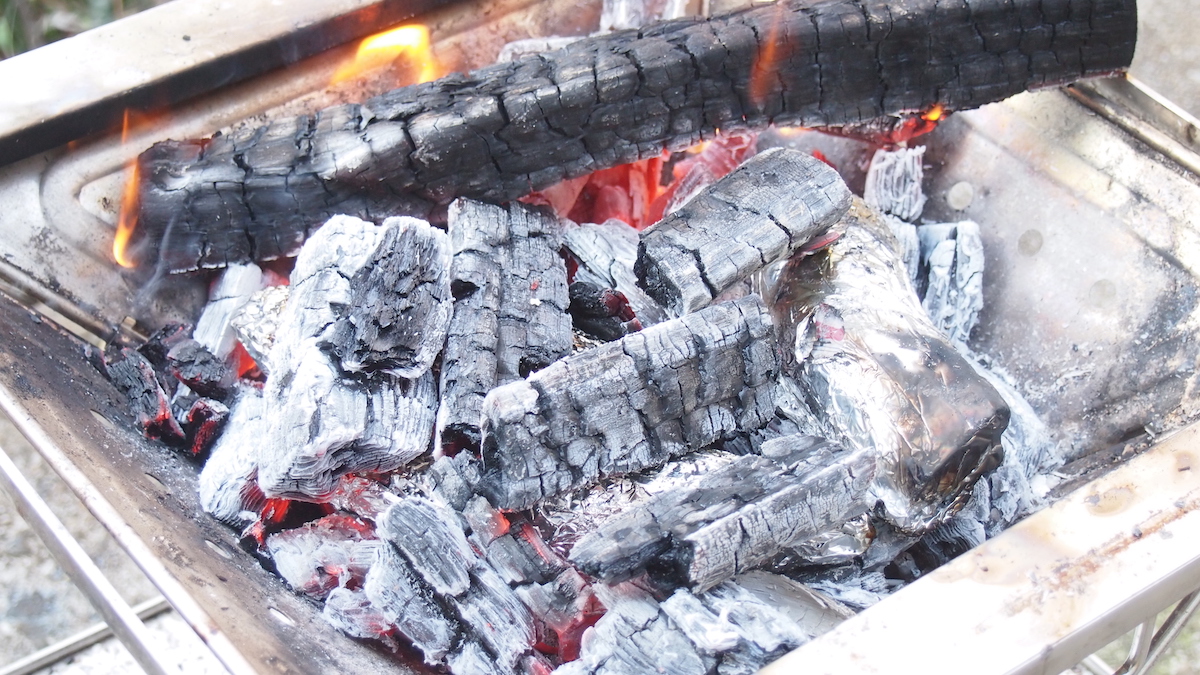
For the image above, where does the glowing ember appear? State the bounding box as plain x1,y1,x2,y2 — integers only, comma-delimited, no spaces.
113,110,140,269
331,24,439,86
922,103,946,122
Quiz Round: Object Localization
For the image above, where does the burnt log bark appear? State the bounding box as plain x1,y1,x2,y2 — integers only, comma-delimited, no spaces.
436,199,572,455
476,294,779,511
130,0,1137,272
636,147,851,315
568,435,875,592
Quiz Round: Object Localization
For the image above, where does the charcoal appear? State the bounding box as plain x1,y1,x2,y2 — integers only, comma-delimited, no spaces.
562,220,668,326
165,339,233,400
636,148,852,315
193,264,264,360
462,495,511,547
327,217,452,378
570,436,874,591
437,199,571,454
198,387,266,526
427,452,485,511
863,146,928,222
136,322,191,372
377,498,539,671
486,526,564,587
364,543,460,665
567,281,641,341
131,0,1137,272
107,347,185,445
322,587,399,649
182,397,228,457
770,198,1009,532
477,294,778,510
326,474,398,522
265,514,379,600
230,284,290,374
514,568,602,662
918,220,985,345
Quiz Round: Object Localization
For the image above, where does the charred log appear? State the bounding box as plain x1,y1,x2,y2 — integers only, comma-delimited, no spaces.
181,397,228,458
165,339,234,401
569,436,875,591
635,147,851,315
476,294,779,511
437,199,572,455
130,0,1137,272
567,281,641,341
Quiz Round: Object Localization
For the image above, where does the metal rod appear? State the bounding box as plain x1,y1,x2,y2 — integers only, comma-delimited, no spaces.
0,596,171,675
1080,654,1115,675
0,383,255,675
1115,620,1156,675
0,442,171,675
1136,590,1200,675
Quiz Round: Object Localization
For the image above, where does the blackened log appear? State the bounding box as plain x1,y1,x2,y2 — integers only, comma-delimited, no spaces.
166,339,233,400
327,217,452,378
477,294,779,511
636,147,851,315
568,281,642,341
437,199,571,454
108,347,185,446
569,436,875,591
130,0,1138,272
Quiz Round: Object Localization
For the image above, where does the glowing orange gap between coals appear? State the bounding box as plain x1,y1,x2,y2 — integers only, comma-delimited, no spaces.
331,24,440,86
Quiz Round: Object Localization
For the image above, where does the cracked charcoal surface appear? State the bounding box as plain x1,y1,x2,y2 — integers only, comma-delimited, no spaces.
569,435,875,592
327,217,452,379
132,0,1138,272
563,219,669,326
165,339,233,401
477,294,779,511
107,347,185,445
636,147,852,315
265,515,380,600
437,199,572,454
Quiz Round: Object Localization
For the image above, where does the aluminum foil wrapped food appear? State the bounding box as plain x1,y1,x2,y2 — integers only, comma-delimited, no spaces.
769,198,1009,532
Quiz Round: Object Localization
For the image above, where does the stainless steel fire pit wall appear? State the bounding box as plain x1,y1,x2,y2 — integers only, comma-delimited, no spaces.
2,0,1200,673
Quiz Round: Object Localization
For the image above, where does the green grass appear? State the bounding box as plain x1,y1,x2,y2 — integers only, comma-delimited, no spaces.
0,0,169,59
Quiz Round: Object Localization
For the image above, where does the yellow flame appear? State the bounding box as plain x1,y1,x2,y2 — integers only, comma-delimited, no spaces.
921,103,946,122
113,110,139,269
331,25,439,86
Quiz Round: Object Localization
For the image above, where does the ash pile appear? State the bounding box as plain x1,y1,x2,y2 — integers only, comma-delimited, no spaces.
94,0,1139,669
103,138,1060,673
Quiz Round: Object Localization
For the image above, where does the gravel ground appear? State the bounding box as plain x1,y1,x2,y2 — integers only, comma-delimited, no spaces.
2,0,1200,673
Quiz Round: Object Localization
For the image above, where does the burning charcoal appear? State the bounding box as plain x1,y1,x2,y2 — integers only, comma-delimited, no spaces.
326,474,398,522
514,568,603,662
427,452,484,511
265,514,380,600
478,295,778,511
327,217,452,378
132,0,1137,272
567,281,641,342
918,220,985,345
655,130,759,221
136,322,191,371
199,387,266,526
635,148,852,316
377,498,539,671
364,543,460,665
193,264,264,359
770,199,1009,532
322,587,399,651
437,199,571,454
182,397,228,458
107,347,185,446
569,436,874,591
486,524,566,587
562,220,667,326
165,339,233,401
230,285,289,374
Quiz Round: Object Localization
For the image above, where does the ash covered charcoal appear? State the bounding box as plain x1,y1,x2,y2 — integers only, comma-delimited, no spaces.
181,397,228,457
567,282,641,342
135,322,191,374
562,220,667,326
230,284,289,374
770,198,1009,532
437,199,571,455
322,587,400,650
165,339,233,401
635,148,852,316
863,146,925,279
364,542,460,665
265,513,380,600
107,347,185,446
326,474,399,522
192,263,265,360
327,218,453,378
477,294,779,511
569,435,874,591
131,0,1138,272
199,387,267,526
918,220,985,345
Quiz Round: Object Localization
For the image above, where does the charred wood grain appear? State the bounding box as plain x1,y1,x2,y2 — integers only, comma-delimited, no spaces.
636,147,851,315
436,199,572,454
476,295,779,511
107,347,186,446
131,0,1137,272
165,339,234,401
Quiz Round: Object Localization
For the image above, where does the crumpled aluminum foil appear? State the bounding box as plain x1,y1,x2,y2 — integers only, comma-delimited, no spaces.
769,199,1009,533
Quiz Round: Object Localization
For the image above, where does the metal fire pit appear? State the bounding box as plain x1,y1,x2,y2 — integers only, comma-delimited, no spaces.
2,0,1200,673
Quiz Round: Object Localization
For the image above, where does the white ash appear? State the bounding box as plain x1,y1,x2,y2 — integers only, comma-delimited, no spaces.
918,220,985,345
197,386,266,527
563,219,668,325
863,146,928,222
322,586,400,651
230,284,289,374
193,263,264,360
265,517,381,600
497,37,583,62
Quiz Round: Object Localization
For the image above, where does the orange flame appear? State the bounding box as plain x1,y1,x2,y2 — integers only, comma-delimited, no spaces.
921,103,946,122
113,110,140,269
331,24,439,86
749,1,787,110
